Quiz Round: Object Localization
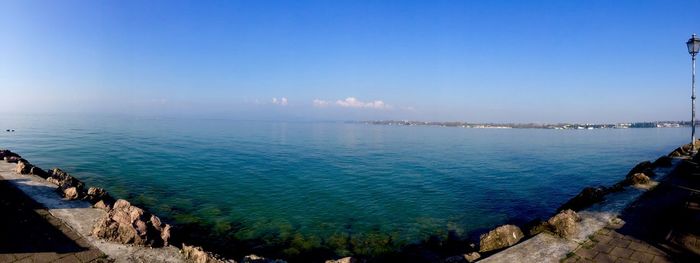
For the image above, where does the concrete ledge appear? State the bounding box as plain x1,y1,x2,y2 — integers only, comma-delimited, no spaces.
480,160,678,262
0,162,186,263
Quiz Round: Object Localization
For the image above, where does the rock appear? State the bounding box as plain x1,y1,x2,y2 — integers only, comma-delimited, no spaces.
478,224,524,253
627,161,655,178
4,156,21,163
652,156,673,168
669,142,698,157
46,177,61,185
629,172,650,185
29,166,49,178
524,219,551,237
325,257,359,263
0,149,20,159
547,209,581,238
464,252,480,262
84,187,112,204
47,168,85,192
94,200,111,210
15,160,32,174
161,224,171,246
557,187,606,212
91,199,169,246
242,254,286,263
443,252,480,263
150,215,172,246
181,244,228,263
63,187,80,200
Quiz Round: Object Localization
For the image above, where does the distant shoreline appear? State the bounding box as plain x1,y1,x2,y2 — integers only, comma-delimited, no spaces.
358,120,691,129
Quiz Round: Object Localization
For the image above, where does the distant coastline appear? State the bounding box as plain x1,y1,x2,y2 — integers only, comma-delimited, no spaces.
359,120,691,129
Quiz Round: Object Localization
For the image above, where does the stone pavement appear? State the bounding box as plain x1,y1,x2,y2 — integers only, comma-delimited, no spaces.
0,178,109,263
563,159,700,263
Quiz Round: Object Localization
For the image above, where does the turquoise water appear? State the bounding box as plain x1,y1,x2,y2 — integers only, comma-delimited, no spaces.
0,115,690,258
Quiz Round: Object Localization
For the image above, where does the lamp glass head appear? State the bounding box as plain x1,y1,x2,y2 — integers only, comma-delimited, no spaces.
688,34,700,55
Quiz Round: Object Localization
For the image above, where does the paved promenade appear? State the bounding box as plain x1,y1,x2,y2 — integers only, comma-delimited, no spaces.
564,158,700,263
0,178,107,263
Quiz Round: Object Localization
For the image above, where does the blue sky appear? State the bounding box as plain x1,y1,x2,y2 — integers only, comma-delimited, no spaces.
1,0,699,123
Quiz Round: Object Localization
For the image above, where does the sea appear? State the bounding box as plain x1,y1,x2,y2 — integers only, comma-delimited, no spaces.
0,114,689,259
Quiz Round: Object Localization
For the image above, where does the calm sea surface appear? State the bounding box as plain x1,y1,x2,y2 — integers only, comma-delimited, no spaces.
0,115,689,256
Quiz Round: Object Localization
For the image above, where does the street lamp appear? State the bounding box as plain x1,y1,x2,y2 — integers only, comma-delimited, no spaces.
687,34,700,153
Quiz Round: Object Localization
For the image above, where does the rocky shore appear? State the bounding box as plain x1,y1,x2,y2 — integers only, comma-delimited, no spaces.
0,143,692,262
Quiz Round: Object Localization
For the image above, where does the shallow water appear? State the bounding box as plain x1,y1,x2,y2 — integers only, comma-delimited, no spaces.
0,115,689,257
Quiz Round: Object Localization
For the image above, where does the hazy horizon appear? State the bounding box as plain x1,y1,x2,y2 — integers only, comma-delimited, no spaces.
2,0,699,123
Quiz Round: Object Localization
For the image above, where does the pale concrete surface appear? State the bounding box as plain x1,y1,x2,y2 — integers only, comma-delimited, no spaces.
481,161,682,263
0,162,186,263
0,175,107,263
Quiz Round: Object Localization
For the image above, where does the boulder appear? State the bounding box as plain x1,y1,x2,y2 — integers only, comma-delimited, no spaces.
29,166,49,178
84,187,113,204
47,168,85,192
524,219,551,237
4,156,21,163
626,161,655,178
242,254,286,263
652,156,673,168
150,214,172,246
478,224,524,253
547,209,581,238
182,244,229,263
63,187,80,200
91,199,169,247
557,187,606,212
161,224,171,247
669,142,698,157
0,149,20,159
442,252,480,263
46,177,61,186
628,173,650,185
15,160,32,174
94,200,111,211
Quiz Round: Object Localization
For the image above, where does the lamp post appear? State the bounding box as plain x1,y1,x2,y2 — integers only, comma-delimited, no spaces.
687,34,700,153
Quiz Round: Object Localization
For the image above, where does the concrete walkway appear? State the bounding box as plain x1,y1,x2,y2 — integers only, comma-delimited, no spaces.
0,161,185,263
0,176,107,262
563,159,700,263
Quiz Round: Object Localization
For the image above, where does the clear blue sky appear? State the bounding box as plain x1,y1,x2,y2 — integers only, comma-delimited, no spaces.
1,0,699,123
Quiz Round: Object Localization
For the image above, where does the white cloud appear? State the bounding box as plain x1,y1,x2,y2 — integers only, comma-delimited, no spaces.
313,99,330,107
335,97,389,109
272,97,288,106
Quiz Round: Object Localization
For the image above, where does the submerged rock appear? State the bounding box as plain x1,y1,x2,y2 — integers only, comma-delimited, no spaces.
557,187,606,212
547,209,581,238
478,224,524,253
